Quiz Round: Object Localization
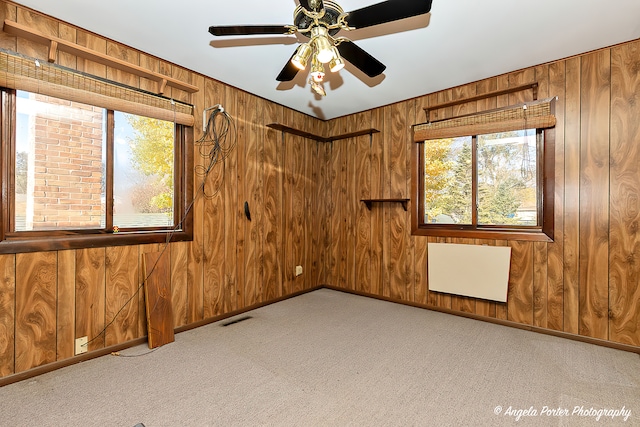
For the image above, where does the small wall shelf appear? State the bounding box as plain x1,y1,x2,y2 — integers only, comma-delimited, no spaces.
361,198,409,211
267,123,379,143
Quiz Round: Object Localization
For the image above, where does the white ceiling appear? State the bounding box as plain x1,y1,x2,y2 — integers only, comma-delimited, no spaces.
11,0,640,120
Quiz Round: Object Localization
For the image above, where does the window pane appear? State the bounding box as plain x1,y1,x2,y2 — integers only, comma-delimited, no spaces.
477,130,537,226
113,112,174,228
423,136,472,224
15,91,106,231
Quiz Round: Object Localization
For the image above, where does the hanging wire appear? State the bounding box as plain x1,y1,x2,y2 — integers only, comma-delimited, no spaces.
195,106,237,200
83,104,236,354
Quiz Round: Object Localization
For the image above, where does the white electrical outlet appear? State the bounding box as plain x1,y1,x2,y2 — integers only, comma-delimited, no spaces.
295,265,303,276
75,336,88,355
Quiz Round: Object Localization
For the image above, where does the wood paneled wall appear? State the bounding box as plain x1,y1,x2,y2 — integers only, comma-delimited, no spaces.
321,39,640,348
0,2,323,380
1,0,639,383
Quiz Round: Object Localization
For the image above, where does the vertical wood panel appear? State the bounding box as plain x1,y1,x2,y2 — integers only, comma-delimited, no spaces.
307,120,321,289
138,53,159,93
547,60,566,331
106,42,139,88
289,112,306,293
579,49,610,340
15,7,55,60
317,141,332,286
533,65,550,328
533,242,548,327
563,56,581,334
170,66,191,104
15,252,56,372
345,130,357,291
387,102,410,300
76,248,105,352
609,41,640,346
75,29,107,77
0,4,17,51
253,95,265,299
355,124,372,293
262,100,283,299
370,108,384,295
56,23,76,69
56,250,75,360
105,246,138,346
0,254,15,376
170,242,188,328
202,78,225,318
235,91,248,308
305,118,322,289
329,139,343,287
223,86,238,312
186,73,205,323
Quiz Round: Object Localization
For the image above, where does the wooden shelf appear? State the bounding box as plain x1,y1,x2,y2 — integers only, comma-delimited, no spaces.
361,198,409,211
3,19,199,95
423,82,538,122
267,123,379,142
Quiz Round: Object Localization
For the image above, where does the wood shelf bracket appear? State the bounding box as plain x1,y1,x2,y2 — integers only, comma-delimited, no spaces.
361,198,409,211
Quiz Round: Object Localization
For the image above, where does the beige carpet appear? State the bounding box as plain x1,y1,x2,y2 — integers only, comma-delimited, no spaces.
1,288,638,426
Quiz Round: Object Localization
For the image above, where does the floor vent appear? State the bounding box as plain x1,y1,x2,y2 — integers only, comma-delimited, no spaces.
222,316,253,327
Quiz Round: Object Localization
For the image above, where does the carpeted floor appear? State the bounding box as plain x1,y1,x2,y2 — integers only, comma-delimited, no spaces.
1,289,638,426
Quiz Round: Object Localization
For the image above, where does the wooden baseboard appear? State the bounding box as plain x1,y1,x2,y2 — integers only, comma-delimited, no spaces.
0,285,323,387
3,283,636,387
322,285,640,355
0,337,148,388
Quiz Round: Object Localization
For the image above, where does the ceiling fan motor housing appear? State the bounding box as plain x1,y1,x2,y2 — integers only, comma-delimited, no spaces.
294,1,344,37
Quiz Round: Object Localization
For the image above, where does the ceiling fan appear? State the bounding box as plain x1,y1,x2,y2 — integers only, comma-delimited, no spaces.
208,0,433,95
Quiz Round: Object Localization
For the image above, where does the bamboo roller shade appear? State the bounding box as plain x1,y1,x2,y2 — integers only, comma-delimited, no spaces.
413,97,556,141
0,49,194,126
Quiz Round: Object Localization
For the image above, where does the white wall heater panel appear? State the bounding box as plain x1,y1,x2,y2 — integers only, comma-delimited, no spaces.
428,243,511,303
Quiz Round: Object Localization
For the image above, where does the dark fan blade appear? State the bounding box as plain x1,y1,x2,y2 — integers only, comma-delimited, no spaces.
208,25,290,36
346,0,433,29
337,41,386,78
276,53,300,82
299,0,324,12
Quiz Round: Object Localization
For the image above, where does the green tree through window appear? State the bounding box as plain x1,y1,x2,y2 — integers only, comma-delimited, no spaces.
421,129,540,228
126,114,174,213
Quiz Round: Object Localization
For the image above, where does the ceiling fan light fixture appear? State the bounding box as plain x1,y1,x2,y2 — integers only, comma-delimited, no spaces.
310,56,325,82
314,37,334,63
329,47,344,72
310,26,335,64
291,43,312,70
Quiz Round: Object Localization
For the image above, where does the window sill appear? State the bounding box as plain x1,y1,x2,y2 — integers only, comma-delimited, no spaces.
411,226,553,242
0,229,192,254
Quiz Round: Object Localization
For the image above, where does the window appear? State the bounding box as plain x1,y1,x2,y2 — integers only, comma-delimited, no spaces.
2,89,193,253
412,99,555,241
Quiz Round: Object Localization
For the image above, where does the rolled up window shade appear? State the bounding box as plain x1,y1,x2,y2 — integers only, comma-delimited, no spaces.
413,97,556,141
0,49,194,126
